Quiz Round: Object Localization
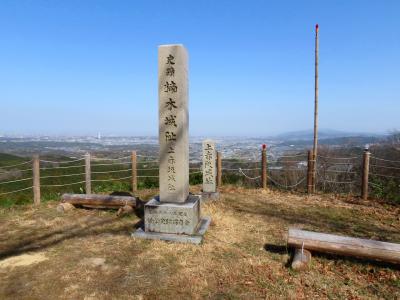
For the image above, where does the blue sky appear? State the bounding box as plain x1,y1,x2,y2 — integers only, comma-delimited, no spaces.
1,0,399,136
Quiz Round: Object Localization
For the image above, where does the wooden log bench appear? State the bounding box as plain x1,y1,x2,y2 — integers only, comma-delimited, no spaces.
288,228,400,269
58,193,138,215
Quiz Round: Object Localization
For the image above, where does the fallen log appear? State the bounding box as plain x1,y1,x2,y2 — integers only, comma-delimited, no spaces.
288,228,400,264
291,248,312,271
61,193,137,208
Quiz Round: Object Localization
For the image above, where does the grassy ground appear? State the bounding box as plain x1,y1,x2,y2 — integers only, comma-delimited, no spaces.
0,186,399,299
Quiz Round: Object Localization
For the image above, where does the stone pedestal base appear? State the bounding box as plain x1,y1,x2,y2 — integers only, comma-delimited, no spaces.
201,191,220,201
133,216,211,245
132,195,211,244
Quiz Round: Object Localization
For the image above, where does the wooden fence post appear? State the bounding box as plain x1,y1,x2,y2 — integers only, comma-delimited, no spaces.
33,154,41,205
307,150,313,194
362,148,370,200
217,151,222,188
312,153,316,193
131,151,137,193
85,152,91,194
312,152,317,193
261,144,267,189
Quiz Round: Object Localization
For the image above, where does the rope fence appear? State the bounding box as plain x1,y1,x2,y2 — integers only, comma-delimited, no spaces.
0,149,399,205
0,186,33,196
0,177,33,185
90,162,131,167
370,156,400,163
0,167,33,174
268,176,307,189
40,164,86,170
40,158,85,164
0,160,33,168
41,181,86,188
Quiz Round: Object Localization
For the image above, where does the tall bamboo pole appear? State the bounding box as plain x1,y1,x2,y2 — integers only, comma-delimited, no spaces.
312,24,319,193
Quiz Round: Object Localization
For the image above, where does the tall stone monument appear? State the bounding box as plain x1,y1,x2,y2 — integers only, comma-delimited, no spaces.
158,44,189,203
201,140,219,200
133,44,211,244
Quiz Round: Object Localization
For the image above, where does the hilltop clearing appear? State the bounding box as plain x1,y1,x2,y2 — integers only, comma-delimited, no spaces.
0,186,399,299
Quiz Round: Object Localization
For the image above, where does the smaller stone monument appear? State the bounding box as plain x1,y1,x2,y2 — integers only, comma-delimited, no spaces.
201,140,219,201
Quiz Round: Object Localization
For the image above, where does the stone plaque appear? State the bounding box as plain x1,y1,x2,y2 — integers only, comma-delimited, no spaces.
202,140,216,193
144,195,200,235
159,44,189,203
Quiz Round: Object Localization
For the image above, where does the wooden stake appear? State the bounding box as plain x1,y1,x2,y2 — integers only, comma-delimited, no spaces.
312,24,319,194
57,202,75,213
117,205,134,217
261,145,267,189
307,150,313,194
33,154,41,206
217,151,222,188
362,148,370,200
85,152,91,194
131,151,137,193
291,248,312,271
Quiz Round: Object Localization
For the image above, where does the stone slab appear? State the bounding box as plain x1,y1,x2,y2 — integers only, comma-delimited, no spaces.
201,191,220,201
144,195,200,235
132,216,211,245
159,44,189,203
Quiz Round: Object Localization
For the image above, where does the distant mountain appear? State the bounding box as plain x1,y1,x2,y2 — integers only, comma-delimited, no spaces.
274,129,384,141
277,136,383,148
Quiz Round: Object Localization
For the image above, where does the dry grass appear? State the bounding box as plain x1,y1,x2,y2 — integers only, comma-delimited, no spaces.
0,186,400,299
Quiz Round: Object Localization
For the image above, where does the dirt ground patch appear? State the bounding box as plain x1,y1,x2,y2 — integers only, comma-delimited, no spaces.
0,252,48,270
0,186,399,299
